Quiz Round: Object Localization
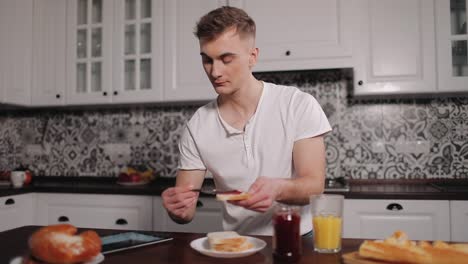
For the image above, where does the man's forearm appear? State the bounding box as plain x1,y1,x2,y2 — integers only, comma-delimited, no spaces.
276,176,325,205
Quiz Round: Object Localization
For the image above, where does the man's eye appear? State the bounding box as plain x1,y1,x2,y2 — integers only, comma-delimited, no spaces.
202,58,212,64
222,56,233,64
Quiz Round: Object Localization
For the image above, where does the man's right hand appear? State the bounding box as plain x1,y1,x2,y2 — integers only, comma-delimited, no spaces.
162,186,199,224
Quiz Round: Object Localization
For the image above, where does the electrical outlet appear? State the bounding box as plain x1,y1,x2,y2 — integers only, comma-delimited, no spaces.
396,140,430,154
371,141,386,153
25,144,44,155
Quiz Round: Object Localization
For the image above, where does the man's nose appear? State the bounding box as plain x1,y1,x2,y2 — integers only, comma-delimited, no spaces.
210,60,223,78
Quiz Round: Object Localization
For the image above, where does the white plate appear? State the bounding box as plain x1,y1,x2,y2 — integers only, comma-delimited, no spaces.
190,236,266,258
117,181,150,186
10,253,104,264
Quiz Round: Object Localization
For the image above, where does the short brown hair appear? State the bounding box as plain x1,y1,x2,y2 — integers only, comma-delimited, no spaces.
194,6,256,41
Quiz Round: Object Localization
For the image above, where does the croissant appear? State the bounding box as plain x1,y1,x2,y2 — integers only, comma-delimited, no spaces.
28,224,101,264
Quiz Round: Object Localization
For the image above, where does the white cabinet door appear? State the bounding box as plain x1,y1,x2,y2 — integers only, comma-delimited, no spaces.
162,0,221,102
450,201,468,242
112,0,164,103
36,193,153,231
0,0,33,105
436,0,468,92
66,0,114,105
153,196,223,233
230,0,355,72
343,199,450,241
353,0,437,95
0,194,34,232
31,0,67,106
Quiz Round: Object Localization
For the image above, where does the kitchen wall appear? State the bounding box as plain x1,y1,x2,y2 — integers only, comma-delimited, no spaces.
0,69,467,179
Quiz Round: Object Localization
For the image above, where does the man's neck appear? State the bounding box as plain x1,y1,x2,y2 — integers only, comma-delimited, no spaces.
217,77,263,130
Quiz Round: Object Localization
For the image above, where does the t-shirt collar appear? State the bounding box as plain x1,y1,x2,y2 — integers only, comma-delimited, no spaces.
216,82,267,136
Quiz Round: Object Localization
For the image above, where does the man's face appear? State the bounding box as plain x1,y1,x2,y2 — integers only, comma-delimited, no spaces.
199,27,258,95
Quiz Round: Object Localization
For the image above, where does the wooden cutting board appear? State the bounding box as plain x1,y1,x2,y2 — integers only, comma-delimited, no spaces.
342,252,393,264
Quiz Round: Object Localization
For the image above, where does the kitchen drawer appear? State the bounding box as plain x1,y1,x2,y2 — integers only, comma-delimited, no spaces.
36,193,152,231
0,193,34,232
153,196,223,233
343,199,450,241
450,201,468,242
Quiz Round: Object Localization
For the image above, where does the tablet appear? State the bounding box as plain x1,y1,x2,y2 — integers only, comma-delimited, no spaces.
101,232,173,254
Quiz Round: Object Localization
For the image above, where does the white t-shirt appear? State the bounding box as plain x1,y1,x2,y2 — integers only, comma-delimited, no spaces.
178,82,332,235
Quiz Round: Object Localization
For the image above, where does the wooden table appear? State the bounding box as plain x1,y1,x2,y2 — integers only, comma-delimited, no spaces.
1,226,363,263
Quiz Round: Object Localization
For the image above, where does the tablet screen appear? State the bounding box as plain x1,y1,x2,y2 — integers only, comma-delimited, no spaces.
101,232,173,254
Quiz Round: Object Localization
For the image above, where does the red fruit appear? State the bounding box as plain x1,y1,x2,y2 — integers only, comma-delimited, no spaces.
118,173,130,182
24,170,33,185
129,173,141,182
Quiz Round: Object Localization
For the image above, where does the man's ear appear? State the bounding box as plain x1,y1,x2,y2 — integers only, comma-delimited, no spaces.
249,47,259,69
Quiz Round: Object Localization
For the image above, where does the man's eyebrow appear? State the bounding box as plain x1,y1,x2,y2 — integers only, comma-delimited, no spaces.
199,52,237,58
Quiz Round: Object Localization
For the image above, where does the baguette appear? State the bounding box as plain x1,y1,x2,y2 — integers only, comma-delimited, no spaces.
358,231,468,264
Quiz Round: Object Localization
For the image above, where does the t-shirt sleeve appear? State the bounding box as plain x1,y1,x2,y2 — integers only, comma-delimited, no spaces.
178,124,206,170
293,91,332,141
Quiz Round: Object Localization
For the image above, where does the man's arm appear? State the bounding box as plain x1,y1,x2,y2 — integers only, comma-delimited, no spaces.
234,135,326,211
162,169,206,224
277,135,326,203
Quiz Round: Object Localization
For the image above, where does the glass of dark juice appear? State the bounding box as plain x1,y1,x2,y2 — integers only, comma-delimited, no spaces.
272,203,301,262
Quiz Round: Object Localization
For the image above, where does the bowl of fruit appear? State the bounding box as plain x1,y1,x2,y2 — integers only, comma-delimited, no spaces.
117,166,156,186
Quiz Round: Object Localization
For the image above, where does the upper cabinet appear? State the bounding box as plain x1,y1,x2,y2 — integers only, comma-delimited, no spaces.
163,0,222,102
229,0,356,72
66,0,164,105
353,0,437,95
31,0,67,106
0,0,33,105
436,0,468,92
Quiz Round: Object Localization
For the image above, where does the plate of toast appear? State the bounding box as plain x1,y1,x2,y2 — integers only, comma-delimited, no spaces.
191,231,266,258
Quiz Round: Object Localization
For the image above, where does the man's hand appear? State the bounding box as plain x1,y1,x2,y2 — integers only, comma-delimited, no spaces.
162,186,198,223
230,176,285,213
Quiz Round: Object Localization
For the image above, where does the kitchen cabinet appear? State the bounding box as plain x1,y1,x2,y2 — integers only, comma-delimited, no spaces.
36,193,153,231
153,196,223,233
436,0,468,92
229,0,356,72
343,199,450,241
31,0,67,106
162,0,222,102
0,194,35,232
353,0,437,95
0,0,33,105
450,200,468,242
66,0,165,105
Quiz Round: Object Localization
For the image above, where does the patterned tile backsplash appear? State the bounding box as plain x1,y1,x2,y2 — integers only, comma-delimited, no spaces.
0,69,467,179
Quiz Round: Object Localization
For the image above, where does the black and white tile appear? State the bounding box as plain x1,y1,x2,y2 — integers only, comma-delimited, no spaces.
0,69,467,179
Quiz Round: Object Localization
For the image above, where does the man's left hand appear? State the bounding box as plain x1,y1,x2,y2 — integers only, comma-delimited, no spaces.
230,176,284,212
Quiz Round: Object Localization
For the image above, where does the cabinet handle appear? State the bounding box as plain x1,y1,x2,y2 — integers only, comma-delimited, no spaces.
56,94,61,99
116,218,128,225
358,80,363,86
285,50,291,56
58,216,69,222
196,200,203,208
103,91,108,96
5,198,15,205
113,91,118,96
386,203,403,211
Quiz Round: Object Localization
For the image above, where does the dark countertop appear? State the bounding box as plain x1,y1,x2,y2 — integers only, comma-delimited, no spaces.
0,225,362,264
1,177,468,200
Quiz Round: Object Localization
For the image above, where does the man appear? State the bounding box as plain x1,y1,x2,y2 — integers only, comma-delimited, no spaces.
162,6,331,235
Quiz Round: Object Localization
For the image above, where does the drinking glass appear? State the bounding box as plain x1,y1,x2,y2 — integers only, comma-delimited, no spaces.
310,194,344,253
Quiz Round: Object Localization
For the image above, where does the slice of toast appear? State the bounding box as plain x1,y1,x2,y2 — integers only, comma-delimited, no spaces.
216,191,250,201
207,231,253,252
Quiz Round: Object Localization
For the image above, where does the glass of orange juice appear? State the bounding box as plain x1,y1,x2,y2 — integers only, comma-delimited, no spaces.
310,194,344,253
